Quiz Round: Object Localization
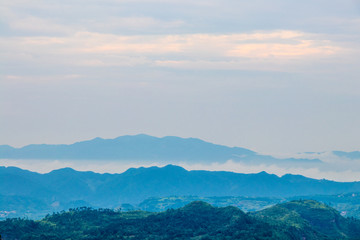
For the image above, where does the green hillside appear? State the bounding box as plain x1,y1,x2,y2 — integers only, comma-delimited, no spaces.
254,200,360,239
135,194,360,219
1,200,360,240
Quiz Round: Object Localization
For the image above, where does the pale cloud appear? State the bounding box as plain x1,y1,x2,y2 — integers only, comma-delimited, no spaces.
264,151,360,177
77,33,184,54
85,17,185,33
0,6,78,36
179,160,360,182
0,30,343,71
83,31,338,59
8,16,74,35
227,41,337,58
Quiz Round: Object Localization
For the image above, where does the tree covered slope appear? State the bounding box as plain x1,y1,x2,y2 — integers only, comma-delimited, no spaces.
1,200,360,240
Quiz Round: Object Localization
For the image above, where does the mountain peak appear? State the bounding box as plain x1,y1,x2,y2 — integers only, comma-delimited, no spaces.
123,164,187,176
181,201,214,212
91,137,104,141
114,134,156,140
161,164,187,171
49,167,77,173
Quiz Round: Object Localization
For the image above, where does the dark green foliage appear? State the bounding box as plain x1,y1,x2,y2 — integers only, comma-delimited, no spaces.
138,195,282,212
289,192,360,219
1,201,360,240
254,200,360,239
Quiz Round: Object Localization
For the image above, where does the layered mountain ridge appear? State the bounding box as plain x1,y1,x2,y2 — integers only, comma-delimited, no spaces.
1,164,360,216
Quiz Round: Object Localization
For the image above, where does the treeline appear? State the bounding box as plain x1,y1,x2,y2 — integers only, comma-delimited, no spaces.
1,200,360,240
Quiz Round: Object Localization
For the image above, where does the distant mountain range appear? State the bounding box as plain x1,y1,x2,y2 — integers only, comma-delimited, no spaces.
2,164,360,219
333,150,360,159
0,134,322,166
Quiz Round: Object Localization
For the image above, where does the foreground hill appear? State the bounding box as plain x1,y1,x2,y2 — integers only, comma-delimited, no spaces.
1,200,360,240
0,134,318,166
137,193,360,219
2,165,360,219
254,200,360,239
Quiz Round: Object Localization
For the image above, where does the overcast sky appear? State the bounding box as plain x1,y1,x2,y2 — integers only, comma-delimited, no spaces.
1,0,360,155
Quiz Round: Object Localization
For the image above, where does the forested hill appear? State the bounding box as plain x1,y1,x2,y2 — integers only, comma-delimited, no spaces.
1,200,360,240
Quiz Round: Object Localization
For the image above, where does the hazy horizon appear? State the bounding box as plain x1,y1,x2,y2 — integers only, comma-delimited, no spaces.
2,2,360,237
1,0,360,155
1,132,359,156
1,134,360,181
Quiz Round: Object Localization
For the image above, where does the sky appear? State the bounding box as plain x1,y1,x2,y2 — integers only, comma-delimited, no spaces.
1,0,360,156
